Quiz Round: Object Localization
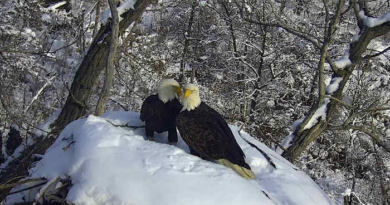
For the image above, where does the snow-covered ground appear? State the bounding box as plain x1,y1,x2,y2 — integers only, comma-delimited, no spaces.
4,111,333,205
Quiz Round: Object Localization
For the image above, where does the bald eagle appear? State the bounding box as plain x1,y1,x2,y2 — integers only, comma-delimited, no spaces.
176,84,256,179
140,79,182,143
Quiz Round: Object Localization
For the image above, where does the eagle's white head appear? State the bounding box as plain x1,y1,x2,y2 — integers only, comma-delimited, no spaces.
181,84,201,112
158,79,181,103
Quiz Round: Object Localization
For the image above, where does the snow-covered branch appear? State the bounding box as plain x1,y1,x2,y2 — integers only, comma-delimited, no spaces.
101,0,138,24
24,75,57,113
359,10,390,28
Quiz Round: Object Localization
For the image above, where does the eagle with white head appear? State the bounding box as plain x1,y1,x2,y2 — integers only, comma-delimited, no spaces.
176,84,256,179
140,79,182,143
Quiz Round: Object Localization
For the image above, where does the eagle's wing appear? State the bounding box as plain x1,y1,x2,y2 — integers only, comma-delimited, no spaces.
177,104,247,168
206,106,247,164
207,107,237,141
140,95,157,122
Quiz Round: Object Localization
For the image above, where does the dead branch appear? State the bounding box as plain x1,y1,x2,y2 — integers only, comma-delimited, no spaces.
33,177,60,205
106,120,145,129
62,141,75,151
363,46,390,59
45,194,75,205
109,98,128,111
237,127,277,169
257,128,287,152
7,181,47,196
328,125,390,152
325,95,353,108
0,178,47,190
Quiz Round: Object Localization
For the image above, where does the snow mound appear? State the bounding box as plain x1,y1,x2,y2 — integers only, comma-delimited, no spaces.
5,111,333,205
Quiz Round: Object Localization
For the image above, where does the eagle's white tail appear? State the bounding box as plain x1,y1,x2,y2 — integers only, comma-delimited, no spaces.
217,159,256,179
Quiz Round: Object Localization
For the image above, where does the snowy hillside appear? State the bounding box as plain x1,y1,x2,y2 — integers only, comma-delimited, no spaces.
5,111,333,205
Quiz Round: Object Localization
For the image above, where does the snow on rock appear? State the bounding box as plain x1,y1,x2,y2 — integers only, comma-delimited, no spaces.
326,77,343,94
5,111,333,205
303,98,330,130
334,52,352,69
359,10,390,28
101,0,138,25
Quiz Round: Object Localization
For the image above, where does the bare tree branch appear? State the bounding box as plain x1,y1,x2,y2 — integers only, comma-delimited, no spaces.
328,125,390,152
363,46,390,59
0,178,47,190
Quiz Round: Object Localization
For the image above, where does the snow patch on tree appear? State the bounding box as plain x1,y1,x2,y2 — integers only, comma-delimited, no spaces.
277,118,305,154
359,10,390,28
334,52,352,69
101,0,138,24
199,1,207,7
303,98,330,130
342,189,352,196
351,34,360,42
326,77,343,94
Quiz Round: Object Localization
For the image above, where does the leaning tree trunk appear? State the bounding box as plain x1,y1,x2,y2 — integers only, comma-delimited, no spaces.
52,0,154,133
282,17,390,162
95,0,119,116
0,1,155,201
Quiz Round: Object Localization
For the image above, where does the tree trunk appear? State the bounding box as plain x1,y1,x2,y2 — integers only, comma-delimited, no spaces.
93,0,102,37
0,0,154,200
95,0,119,116
0,131,3,163
179,0,197,83
250,25,267,121
52,0,155,133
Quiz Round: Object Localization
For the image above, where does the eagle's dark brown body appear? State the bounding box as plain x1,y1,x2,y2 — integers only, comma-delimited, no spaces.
176,102,250,170
140,94,182,143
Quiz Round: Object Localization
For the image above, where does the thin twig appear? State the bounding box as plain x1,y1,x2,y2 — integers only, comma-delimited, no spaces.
363,46,390,59
109,98,128,111
0,178,47,189
328,125,390,152
7,182,47,196
33,177,60,205
62,141,75,151
106,120,145,129
257,128,287,152
237,125,277,169
64,82,86,108
24,75,57,113
45,194,75,205
325,95,353,108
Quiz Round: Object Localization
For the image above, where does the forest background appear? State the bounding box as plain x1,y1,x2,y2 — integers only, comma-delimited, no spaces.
1,0,390,204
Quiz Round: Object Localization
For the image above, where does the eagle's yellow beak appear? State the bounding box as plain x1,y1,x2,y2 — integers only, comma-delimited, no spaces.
184,89,191,98
175,86,182,96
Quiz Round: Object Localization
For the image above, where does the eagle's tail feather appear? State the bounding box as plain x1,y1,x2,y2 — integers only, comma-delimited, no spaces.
217,159,256,179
